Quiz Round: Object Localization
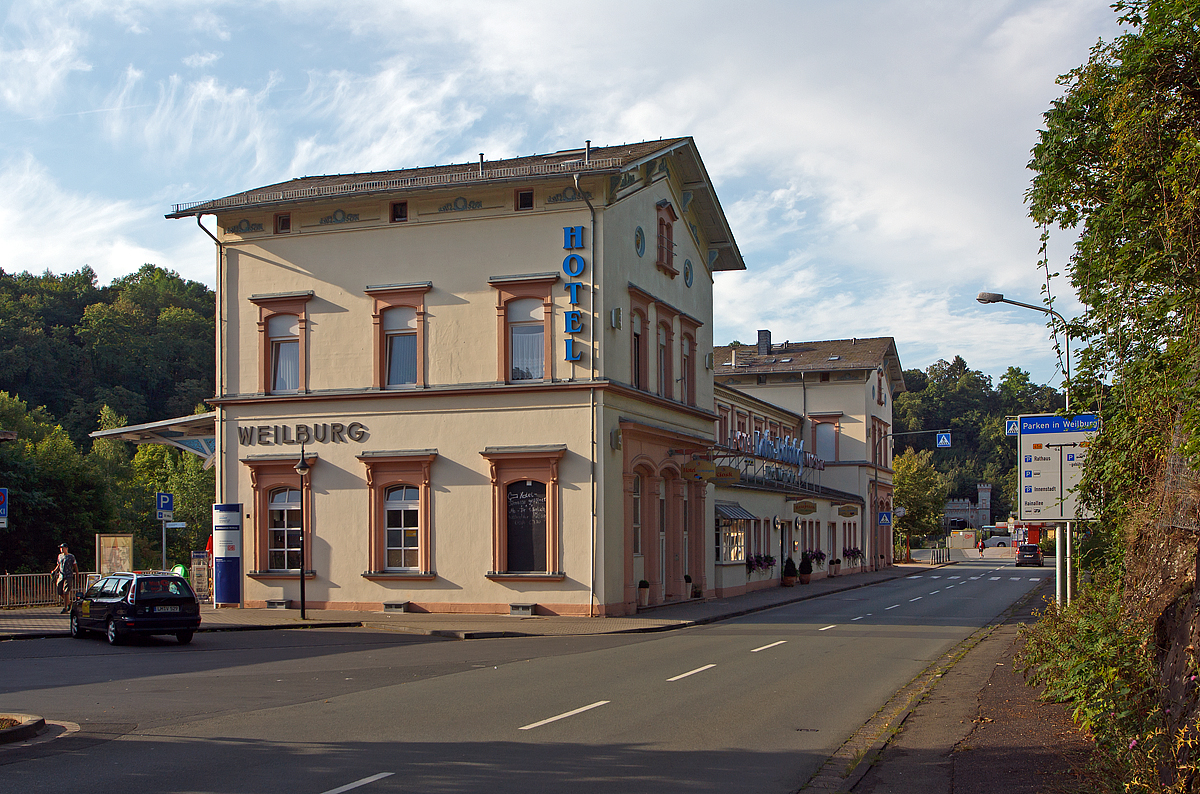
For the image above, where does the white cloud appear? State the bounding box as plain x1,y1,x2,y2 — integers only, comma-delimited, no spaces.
0,155,165,285
183,51,222,69
0,3,91,113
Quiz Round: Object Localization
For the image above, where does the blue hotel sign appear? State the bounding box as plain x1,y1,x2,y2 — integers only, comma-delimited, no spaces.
563,226,586,362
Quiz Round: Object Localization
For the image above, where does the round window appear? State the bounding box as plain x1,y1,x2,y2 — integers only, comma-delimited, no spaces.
634,226,645,257
683,259,694,287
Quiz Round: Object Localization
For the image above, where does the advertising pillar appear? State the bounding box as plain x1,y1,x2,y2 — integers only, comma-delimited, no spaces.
212,503,243,606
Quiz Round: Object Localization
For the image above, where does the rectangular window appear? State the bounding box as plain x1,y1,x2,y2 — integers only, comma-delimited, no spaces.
632,476,642,555
515,190,534,211
719,520,746,562
268,491,302,571
506,480,547,572
274,213,291,234
385,486,420,569
390,201,408,223
272,340,299,392
386,332,417,386
510,324,544,380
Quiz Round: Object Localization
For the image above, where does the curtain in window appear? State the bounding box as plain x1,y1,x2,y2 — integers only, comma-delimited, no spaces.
387,333,417,385
511,325,543,380
273,340,299,392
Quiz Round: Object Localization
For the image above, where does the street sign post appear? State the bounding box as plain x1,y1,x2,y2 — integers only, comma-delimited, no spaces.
0,487,7,530
1005,417,1019,437
878,511,892,526
936,432,951,448
156,493,175,570
1017,414,1099,521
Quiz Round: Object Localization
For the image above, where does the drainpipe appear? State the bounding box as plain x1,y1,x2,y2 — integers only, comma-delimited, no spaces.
574,172,598,617
196,214,226,504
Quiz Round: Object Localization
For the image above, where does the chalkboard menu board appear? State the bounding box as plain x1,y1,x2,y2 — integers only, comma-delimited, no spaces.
507,481,547,572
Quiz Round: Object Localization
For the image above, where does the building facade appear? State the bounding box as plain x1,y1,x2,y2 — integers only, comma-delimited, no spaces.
712,332,905,571
169,138,744,616
944,483,993,530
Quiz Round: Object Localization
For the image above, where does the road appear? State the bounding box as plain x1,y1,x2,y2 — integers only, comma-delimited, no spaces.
0,559,1050,794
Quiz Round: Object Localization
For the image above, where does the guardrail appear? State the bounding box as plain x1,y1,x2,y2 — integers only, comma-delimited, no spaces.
0,572,92,608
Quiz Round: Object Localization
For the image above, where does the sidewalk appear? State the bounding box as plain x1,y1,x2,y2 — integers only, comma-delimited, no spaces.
0,562,924,641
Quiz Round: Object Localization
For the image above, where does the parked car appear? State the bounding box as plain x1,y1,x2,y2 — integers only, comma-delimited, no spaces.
983,533,1012,548
70,571,201,645
1015,543,1045,567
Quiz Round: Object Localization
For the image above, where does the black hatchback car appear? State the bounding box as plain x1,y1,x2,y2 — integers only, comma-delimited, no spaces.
1016,544,1045,567
70,572,202,645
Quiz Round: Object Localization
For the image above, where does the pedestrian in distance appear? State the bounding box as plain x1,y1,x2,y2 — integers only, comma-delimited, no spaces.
51,543,78,613
977,538,985,558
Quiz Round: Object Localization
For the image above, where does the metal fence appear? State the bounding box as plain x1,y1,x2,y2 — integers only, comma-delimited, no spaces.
0,572,93,608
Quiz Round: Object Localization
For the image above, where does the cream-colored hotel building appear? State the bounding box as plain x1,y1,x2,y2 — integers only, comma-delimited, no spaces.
166,137,900,616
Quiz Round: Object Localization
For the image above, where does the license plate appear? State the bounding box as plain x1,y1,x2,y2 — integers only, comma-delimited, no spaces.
155,605,180,613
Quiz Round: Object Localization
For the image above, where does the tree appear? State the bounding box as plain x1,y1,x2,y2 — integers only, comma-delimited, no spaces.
891,449,948,563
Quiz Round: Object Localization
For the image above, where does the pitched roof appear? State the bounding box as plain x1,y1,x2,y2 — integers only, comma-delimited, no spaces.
714,337,906,394
166,136,744,272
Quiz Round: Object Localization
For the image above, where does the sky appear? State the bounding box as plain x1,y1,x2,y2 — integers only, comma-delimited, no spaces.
0,0,1121,389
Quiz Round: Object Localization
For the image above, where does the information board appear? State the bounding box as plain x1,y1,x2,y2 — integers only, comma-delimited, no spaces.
1018,414,1099,521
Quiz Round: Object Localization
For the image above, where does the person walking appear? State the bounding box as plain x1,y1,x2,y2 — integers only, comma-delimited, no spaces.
51,543,78,613
977,538,985,558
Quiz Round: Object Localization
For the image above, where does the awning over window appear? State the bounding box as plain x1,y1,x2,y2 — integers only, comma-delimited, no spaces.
714,502,757,521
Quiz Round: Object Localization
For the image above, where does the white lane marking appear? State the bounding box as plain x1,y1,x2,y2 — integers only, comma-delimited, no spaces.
1010,577,1021,581
319,773,395,794
519,701,610,730
819,625,836,631
945,584,955,589
948,576,960,579
929,576,941,579
909,575,923,579
909,596,922,602
929,590,940,594
886,604,900,610
989,577,1001,580
751,640,787,653
970,576,981,580
851,616,864,621
1029,578,1043,581
668,664,716,682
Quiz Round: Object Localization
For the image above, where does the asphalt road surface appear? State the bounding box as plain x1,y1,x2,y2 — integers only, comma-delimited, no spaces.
0,559,1050,794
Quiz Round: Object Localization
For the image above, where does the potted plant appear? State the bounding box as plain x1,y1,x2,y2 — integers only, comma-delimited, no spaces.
683,574,693,598
798,552,813,585
637,579,650,607
782,556,798,586
829,558,841,576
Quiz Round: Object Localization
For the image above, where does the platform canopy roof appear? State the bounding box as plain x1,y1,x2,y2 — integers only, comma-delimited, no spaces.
90,412,217,469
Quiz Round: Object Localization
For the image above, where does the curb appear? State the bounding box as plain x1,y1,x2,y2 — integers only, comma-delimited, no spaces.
0,621,366,642
0,713,46,744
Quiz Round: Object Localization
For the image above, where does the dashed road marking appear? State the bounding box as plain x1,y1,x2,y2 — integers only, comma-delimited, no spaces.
668,664,716,682
319,773,395,794
929,590,940,595
909,596,922,602
989,577,1000,580
751,640,787,653
819,625,836,631
886,604,900,610
948,576,960,580
851,616,864,621
520,701,610,730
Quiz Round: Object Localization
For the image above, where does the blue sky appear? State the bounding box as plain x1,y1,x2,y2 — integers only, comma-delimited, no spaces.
0,0,1119,389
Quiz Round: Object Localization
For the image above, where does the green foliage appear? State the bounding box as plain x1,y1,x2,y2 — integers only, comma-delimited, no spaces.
892,449,949,546
893,358,1063,520
0,264,214,445
0,392,109,572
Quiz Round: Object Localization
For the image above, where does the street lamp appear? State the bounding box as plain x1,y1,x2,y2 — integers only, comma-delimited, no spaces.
294,444,310,620
976,291,1073,605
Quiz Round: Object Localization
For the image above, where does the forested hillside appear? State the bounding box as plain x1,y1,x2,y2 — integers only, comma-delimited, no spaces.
0,265,215,572
891,356,1064,523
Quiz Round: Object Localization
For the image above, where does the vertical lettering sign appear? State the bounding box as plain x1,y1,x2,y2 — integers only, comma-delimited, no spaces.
563,226,586,362
506,481,547,572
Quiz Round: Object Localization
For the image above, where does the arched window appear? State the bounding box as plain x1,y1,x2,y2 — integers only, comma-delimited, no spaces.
385,485,420,569
507,298,544,381
268,314,300,393
631,474,642,555
268,488,301,570
382,307,417,386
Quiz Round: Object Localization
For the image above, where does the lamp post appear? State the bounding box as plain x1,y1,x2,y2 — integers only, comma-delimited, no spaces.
976,291,1073,605
294,444,310,620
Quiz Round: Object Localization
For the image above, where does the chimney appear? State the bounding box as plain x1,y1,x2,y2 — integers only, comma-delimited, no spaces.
585,140,591,164
757,329,771,355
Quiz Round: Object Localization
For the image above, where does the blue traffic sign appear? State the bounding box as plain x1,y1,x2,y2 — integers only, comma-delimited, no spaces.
0,487,7,518
936,432,951,448
1006,419,1019,436
878,511,892,526
156,492,174,511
